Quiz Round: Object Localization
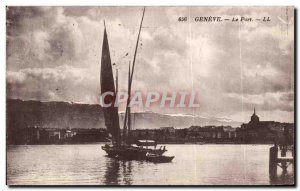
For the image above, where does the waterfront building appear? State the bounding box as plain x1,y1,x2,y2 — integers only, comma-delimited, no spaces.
240,108,294,143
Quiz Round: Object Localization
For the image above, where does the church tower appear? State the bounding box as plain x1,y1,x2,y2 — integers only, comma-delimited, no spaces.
250,107,260,126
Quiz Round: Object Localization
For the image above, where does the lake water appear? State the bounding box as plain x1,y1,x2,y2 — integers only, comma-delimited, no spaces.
7,144,294,185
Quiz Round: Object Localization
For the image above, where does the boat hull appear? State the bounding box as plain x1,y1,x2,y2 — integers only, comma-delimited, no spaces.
101,145,166,160
146,155,175,163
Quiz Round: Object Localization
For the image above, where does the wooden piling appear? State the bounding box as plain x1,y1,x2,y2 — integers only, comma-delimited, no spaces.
269,145,278,179
280,146,288,173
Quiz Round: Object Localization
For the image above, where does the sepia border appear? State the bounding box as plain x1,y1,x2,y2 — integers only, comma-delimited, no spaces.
2,1,298,189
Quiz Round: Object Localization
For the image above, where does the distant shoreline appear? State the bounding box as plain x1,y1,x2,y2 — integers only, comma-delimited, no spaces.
7,142,275,146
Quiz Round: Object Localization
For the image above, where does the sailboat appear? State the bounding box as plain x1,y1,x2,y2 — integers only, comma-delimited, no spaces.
100,8,173,161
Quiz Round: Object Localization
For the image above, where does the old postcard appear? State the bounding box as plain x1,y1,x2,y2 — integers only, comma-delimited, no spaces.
6,6,295,186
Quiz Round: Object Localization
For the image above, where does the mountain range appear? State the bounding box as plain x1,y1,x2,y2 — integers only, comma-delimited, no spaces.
7,99,242,131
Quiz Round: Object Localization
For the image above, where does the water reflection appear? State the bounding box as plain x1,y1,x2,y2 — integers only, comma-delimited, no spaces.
7,144,294,185
103,157,133,185
122,160,133,185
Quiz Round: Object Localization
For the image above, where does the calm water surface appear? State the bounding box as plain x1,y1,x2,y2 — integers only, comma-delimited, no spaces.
7,144,294,185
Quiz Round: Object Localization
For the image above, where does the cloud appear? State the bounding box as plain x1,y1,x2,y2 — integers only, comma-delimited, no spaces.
7,65,99,103
226,91,294,111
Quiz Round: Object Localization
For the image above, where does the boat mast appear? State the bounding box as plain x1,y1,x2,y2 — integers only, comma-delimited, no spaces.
130,7,145,83
123,7,146,145
116,68,118,95
121,65,127,143
122,63,131,145
127,62,131,145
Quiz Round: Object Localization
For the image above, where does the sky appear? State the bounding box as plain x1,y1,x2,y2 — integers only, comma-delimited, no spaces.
6,6,294,123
